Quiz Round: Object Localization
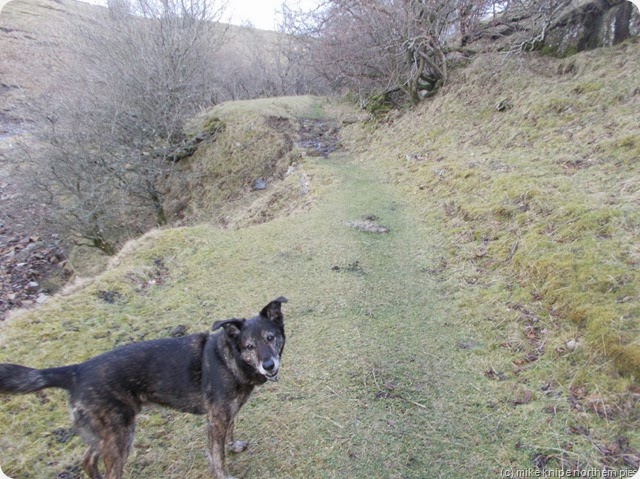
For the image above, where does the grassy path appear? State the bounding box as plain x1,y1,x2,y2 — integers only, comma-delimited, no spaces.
226,153,512,478
1,138,535,477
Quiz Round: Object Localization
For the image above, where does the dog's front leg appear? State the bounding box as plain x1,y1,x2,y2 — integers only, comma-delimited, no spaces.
226,418,248,453
207,409,235,479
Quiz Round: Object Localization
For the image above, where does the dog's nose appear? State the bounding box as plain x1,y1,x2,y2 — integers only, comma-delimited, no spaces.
262,359,275,371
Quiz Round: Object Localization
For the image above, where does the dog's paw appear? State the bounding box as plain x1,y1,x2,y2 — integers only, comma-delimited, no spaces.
228,440,249,453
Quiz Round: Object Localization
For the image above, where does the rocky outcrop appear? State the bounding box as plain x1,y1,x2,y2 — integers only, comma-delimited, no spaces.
545,0,640,55
466,0,639,56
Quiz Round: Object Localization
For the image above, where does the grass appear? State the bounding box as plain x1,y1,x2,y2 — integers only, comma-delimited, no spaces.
163,96,356,229
340,38,640,471
1,43,640,478
0,150,604,478
0,151,481,477
343,38,640,380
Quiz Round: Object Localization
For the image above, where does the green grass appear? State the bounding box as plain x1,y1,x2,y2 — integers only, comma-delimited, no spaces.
0,152,487,477
1,152,637,477
163,96,356,228
342,38,640,381
2,43,640,478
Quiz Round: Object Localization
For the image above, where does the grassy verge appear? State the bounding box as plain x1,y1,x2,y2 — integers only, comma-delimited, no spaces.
346,38,640,379
165,95,355,226
341,40,640,471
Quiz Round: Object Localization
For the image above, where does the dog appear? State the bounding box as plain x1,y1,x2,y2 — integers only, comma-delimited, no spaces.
0,296,288,479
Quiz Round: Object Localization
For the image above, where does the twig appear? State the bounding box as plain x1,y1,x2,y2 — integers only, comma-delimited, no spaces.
400,396,429,410
315,415,344,429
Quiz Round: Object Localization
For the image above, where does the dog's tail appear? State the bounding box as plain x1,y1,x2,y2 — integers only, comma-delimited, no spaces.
0,363,76,394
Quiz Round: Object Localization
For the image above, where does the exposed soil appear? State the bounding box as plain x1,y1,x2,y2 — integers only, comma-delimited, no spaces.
0,141,70,321
295,118,341,158
347,214,390,233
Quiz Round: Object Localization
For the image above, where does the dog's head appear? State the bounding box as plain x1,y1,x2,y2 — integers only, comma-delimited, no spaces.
212,297,287,382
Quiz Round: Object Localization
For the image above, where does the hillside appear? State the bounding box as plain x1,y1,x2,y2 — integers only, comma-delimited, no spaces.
0,0,104,132
0,2,640,477
0,0,292,317
1,43,640,477
0,0,280,131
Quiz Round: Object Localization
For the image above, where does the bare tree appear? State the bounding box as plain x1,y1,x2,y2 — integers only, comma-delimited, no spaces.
212,22,327,101
282,0,496,105
28,0,227,252
500,0,572,55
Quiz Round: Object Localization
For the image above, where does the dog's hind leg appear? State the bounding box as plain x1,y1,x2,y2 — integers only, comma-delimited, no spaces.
73,401,136,479
72,403,105,479
101,421,135,479
82,446,103,479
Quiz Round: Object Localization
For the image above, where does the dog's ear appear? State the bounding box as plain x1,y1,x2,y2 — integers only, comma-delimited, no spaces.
260,296,288,326
212,318,245,339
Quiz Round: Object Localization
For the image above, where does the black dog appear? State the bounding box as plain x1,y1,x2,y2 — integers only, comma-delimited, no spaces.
0,297,288,479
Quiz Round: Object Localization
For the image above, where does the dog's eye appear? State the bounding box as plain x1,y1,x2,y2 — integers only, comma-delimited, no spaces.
245,343,255,351
266,334,275,342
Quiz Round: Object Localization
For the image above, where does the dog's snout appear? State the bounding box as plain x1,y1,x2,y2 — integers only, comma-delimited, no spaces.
262,358,275,371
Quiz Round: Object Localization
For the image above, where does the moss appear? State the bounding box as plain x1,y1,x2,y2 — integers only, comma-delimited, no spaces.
562,46,579,58
612,344,640,379
573,81,604,94
364,91,393,117
541,43,579,58
202,116,225,134
540,44,559,56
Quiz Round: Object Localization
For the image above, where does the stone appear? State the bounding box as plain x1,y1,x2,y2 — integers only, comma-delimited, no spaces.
544,0,640,55
253,178,267,190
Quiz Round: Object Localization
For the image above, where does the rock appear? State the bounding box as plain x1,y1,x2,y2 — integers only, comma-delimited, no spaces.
36,293,49,304
495,99,512,111
253,178,267,190
566,338,580,350
169,325,188,337
544,0,640,55
299,173,310,195
469,0,639,55
26,281,39,291
347,216,390,234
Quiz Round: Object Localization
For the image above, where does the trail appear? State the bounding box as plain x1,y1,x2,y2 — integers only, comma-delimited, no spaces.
226,152,515,478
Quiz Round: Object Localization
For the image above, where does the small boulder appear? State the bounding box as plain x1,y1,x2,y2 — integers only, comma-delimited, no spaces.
254,178,267,190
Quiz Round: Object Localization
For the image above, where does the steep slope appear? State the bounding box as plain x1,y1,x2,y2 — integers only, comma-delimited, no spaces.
0,0,104,131
345,38,640,379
